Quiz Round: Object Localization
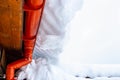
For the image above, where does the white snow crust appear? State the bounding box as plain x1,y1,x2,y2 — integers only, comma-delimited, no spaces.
17,0,120,80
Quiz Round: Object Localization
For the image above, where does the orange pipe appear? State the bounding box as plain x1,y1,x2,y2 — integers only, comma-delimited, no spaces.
6,0,45,80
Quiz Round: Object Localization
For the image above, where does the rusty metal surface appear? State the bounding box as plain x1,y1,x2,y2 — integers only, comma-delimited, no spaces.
0,0,23,50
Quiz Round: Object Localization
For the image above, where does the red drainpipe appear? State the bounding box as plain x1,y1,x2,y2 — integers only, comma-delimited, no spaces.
6,0,45,80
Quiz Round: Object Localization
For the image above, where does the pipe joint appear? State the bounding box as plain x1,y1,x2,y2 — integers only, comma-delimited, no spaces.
24,0,44,11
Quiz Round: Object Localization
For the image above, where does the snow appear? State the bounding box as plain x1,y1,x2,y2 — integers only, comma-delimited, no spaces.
59,64,120,78
17,0,120,80
58,0,120,79
59,0,120,64
78,77,120,80
18,60,120,80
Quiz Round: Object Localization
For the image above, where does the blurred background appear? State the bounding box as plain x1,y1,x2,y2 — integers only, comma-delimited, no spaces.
59,0,120,64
